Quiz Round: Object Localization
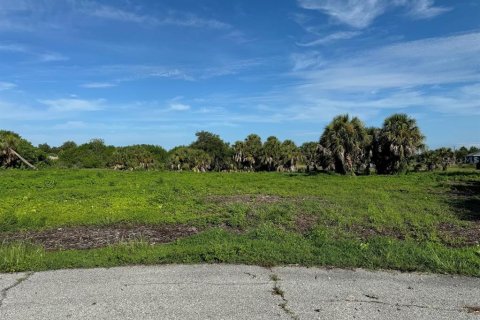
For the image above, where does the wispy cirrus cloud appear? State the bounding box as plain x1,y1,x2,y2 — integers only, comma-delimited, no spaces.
38,52,69,62
400,0,451,19
0,81,16,91
0,42,68,63
39,98,105,112
297,0,450,29
53,121,87,130
293,32,480,91
169,103,191,111
81,82,116,89
81,3,232,30
297,31,361,46
0,0,234,32
0,43,27,52
291,51,325,71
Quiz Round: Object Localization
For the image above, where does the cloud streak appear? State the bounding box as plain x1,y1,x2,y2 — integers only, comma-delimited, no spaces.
293,32,480,91
81,3,232,30
0,81,16,91
297,0,450,28
297,31,361,46
39,98,105,112
81,82,116,89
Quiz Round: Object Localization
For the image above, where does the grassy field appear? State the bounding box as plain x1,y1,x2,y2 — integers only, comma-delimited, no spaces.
0,169,479,275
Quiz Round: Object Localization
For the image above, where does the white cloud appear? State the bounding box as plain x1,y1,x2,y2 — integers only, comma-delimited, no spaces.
297,0,388,28
83,4,155,24
0,43,27,52
297,31,361,46
97,65,193,82
81,4,231,30
399,0,451,19
0,42,68,63
38,52,69,62
200,59,263,79
169,103,191,111
291,51,325,71
39,98,105,112
293,32,480,91
297,0,450,28
53,121,87,129
81,82,116,88
160,12,231,30
0,81,16,91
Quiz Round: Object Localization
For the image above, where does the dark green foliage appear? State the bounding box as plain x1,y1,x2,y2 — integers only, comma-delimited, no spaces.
0,113,472,174
319,115,371,174
0,130,46,168
190,131,232,171
233,134,263,171
167,146,212,171
261,136,282,171
280,140,301,171
300,142,318,172
58,139,115,168
373,114,425,174
416,148,455,171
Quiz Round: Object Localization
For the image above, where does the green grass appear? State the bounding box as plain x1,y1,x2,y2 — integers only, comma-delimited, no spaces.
1,169,479,275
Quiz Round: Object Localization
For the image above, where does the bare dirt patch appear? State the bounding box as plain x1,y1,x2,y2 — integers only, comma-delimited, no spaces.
0,224,199,251
206,194,283,205
295,214,318,234
437,222,480,247
447,181,480,221
346,225,405,241
346,221,479,247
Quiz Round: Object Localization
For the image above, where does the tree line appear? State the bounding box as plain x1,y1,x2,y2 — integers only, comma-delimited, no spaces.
1,113,479,174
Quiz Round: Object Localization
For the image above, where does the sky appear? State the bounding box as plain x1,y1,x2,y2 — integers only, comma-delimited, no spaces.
0,0,479,149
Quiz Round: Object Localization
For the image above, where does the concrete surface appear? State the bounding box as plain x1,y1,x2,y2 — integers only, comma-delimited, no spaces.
0,265,479,319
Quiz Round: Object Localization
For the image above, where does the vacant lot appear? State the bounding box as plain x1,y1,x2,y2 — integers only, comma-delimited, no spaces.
0,169,479,275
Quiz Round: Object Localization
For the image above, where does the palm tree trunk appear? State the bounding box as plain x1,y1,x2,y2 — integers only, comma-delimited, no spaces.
8,148,37,170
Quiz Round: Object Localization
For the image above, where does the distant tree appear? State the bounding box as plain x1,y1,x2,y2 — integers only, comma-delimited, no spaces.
233,134,262,171
109,146,157,170
454,146,469,164
319,115,371,174
168,146,211,172
374,114,425,174
300,142,319,172
279,140,301,172
38,143,53,154
0,131,38,169
469,146,480,154
58,139,114,168
59,141,77,151
261,136,282,171
190,131,231,171
436,148,455,171
137,144,168,166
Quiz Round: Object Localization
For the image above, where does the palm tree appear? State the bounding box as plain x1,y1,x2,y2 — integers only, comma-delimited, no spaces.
375,114,425,174
261,136,282,171
300,142,319,172
319,115,370,174
0,132,37,169
280,140,301,172
233,134,262,171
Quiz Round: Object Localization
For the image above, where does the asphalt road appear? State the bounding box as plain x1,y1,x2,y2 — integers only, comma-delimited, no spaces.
1,265,479,319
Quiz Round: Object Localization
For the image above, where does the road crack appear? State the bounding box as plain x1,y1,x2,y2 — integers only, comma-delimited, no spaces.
0,272,34,308
315,298,463,313
269,273,299,320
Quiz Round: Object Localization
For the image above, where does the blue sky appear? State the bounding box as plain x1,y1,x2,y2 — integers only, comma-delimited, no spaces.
0,0,479,149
